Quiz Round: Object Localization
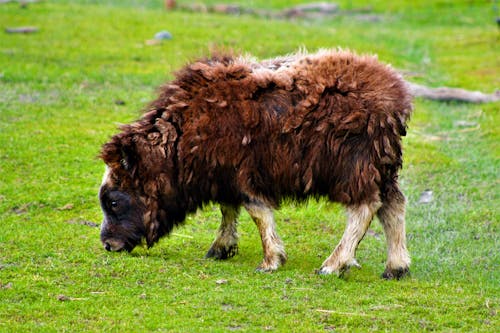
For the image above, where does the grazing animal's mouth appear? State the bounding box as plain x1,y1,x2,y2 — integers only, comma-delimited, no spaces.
102,239,126,252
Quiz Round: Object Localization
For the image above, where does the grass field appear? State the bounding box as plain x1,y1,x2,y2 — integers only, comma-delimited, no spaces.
1,0,499,331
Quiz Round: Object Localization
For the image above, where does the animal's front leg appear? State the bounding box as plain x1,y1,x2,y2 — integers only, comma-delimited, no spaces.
244,200,287,272
205,204,240,259
318,202,381,276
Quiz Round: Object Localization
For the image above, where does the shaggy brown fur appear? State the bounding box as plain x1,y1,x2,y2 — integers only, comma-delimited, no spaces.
99,49,412,278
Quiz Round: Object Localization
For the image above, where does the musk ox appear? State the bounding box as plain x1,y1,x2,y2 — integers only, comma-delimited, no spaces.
99,49,412,279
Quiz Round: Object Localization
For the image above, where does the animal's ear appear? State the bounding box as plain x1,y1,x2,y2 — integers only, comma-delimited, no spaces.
119,145,135,171
100,132,137,173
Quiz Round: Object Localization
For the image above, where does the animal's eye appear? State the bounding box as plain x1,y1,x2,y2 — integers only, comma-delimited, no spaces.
105,191,130,213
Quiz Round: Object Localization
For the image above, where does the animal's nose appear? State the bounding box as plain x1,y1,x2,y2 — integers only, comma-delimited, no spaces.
104,242,111,251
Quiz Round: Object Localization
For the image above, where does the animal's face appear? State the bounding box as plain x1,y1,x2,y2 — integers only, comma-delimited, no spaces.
99,167,147,252
98,121,183,253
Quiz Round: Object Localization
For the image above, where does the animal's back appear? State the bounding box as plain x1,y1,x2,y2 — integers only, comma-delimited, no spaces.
154,49,412,207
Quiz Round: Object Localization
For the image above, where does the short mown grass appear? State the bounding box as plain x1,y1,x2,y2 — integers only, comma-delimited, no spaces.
1,0,498,331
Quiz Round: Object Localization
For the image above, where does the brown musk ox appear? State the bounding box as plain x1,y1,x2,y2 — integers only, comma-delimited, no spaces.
99,49,412,279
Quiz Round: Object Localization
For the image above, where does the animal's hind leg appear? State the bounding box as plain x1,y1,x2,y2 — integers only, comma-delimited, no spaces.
244,200,287,272
378,186,411,279
318,202,381,276
205,204,240,259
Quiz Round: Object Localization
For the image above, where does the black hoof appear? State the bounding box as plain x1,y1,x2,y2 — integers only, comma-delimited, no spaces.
205,244,238,260
382,267,410,280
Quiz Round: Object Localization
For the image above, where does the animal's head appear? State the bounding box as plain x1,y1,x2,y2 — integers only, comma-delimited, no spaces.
98,118,183,253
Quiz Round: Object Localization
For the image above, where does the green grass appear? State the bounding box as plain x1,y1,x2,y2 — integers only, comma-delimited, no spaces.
1,0,498,331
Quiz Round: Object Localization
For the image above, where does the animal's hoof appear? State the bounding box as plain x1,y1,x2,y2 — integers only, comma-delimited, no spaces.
204,244,238,260
255,252,287,273
255,261,281,273
255,266,276,273
317,265,349,277
382,267,410,280
316,267,334,275
317,258,361,277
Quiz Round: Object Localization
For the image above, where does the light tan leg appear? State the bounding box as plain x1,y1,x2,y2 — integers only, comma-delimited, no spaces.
205,204,240,259
318,201,381,276
244,200,287,272
378,188,411,279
